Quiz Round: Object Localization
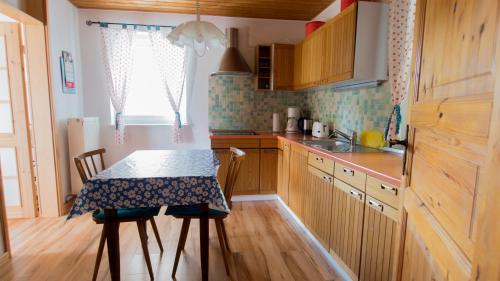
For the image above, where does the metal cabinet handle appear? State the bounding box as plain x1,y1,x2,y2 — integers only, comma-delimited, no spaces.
349,189,363,200
380,184,398,195
315,156,324,163
343,167,354,177
368,200,384,212
322,175,333,183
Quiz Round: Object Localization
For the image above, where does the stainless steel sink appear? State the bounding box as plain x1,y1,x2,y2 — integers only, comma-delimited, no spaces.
301,139,381,153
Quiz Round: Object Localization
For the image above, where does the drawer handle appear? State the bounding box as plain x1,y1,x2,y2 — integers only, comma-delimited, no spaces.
316,157,324,163
349,189,363,200
380,184,398,195
343,167,354,176
368,200,384,212
322,175,333,183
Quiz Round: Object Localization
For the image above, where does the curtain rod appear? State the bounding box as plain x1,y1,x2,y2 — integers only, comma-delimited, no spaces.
86,20,175,29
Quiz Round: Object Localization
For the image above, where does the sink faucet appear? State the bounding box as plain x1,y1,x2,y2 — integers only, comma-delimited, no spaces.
329,129,357,146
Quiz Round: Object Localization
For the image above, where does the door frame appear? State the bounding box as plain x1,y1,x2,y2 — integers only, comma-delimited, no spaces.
0,2,62,218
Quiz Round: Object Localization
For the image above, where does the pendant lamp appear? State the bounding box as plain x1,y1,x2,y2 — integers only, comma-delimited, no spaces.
167,0,226,56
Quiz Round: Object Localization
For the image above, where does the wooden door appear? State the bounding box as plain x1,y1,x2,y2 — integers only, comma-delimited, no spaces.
287,144,308,219
293,42,302,89
271,44,294,90
259,149,278,193
300,38,313,88
329,179,365,280
305,166,333,249
359,196,399,281
234,148,260,194
401,0,500,280
0,23,35,219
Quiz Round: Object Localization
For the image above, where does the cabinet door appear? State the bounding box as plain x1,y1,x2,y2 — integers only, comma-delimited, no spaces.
259,149,278,193
330,179,365,279
288,144,308,219
300,38,313,88
293,42,303,89
322,3,356,84
279,142,291,203
272,44,294,90
305,166,334,249
360,196,398,281
217,148,259,195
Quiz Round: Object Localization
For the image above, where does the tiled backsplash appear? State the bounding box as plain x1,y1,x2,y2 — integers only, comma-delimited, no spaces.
208,75,392,134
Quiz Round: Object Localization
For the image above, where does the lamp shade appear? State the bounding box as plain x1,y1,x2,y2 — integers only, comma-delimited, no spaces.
167,20,226,56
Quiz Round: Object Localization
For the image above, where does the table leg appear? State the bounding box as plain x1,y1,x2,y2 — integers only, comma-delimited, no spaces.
199,203,209,281
104,209,120,281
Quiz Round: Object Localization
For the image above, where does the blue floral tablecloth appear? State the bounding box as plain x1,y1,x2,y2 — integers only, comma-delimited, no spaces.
68,149,228,219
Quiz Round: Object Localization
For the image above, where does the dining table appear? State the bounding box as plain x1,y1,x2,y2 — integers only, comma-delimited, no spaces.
68,149,229,281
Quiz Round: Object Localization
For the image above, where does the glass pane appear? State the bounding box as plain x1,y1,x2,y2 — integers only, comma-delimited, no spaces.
0,36,6,68
3,178,21,206
0,147,18,177
0,103,13,133
0,69,9,101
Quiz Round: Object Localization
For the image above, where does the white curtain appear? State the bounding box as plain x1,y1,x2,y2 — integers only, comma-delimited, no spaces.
100,26,135,144
149,28,190,143
385,0,417,140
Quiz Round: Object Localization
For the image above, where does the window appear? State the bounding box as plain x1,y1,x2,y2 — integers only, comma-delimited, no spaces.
111,31,188,126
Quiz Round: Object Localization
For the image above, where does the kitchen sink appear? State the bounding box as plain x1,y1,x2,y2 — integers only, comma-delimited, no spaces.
301,139,381,153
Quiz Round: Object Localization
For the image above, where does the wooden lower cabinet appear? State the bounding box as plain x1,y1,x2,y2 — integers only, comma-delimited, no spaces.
305,166,334,249
278,142,291,203
259,149,278,193
329,178,365,279
359,197,398,281
288,144,309,220
215,148,260,194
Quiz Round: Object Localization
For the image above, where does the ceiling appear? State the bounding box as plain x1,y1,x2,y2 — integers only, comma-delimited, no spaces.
69,0,335,21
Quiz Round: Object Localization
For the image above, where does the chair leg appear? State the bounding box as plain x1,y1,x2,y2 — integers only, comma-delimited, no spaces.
172,218,191,278
220,219,230,251
149,218,164,253
92,224,107,281
137,220,155,281
215,219,230,275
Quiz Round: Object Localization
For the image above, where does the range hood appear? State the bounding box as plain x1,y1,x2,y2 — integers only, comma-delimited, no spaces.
214,28,252,76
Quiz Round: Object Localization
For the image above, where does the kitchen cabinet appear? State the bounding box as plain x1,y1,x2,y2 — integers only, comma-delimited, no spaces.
360,196,398,281
255,44,294,91
214,148,260,194
277,141,291,203
271,44,294,90
305,166,333,249
293,42,303,89
288,143,308,220
329,178,365,280
259,149,278,193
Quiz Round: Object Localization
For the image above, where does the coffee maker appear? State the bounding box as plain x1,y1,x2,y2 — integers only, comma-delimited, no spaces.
286,107,300,133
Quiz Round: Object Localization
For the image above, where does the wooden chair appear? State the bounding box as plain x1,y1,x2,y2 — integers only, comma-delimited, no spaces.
74,148,163,281
166,147,246,277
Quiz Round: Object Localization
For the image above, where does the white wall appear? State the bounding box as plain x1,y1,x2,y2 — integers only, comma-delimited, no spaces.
46,0,83,200
78,9,305,165
0,0,25,10
313,0,340,21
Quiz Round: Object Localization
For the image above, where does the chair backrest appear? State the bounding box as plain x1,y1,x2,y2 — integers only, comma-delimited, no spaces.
73,148,106,183
223,147,246,210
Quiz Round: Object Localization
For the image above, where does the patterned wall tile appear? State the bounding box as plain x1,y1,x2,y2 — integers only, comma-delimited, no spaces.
209,75,393,134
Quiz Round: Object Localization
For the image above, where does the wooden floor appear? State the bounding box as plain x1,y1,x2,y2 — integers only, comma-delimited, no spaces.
0,200,343,281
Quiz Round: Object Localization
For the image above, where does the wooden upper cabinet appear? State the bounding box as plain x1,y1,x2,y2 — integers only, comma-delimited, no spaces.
403,0,500,280
293,42,303,89
271,44,294,90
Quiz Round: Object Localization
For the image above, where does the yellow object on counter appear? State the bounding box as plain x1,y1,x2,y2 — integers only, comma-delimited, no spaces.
360,130,386,148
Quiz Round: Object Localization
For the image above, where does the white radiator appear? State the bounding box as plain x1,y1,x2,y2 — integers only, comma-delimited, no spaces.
67,117,100,195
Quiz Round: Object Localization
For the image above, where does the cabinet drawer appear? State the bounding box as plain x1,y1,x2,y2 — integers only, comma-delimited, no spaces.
366,176,400,209
365,195,399,222
261,138,279,148
308,152,335,175
211,138,260,149
334,162,366,191
308,165,334,185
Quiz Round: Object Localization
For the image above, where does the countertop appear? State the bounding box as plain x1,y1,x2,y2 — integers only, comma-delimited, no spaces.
210,130,404,186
